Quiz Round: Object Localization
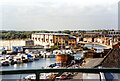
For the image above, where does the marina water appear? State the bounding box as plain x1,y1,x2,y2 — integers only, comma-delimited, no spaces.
1,44,105,80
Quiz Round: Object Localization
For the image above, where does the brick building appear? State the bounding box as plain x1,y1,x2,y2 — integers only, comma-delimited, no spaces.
32,33,76,48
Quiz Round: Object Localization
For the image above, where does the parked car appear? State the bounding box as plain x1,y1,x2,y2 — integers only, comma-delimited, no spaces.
60,74,67,80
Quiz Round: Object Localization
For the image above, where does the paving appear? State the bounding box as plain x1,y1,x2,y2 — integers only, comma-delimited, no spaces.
71,57,104,80
82,58,104,68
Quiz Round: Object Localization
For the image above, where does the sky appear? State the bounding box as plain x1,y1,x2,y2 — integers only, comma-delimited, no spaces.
0,0,119,31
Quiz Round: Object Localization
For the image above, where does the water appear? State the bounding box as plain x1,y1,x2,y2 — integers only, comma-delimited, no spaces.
74,52,83,59
1,58,56,80
0,44,105,80
85,44,106,52
0,58,56,71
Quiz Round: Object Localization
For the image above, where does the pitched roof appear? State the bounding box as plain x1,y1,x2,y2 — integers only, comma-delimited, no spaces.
101,49,120,68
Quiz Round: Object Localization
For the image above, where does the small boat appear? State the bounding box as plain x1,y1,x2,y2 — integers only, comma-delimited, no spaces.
14,56,22,64
34,54,39,60
27,54,33,62
6,56,14,65
1,60,10,66
46,52,55,58
21,54,28,63
29,54,39,60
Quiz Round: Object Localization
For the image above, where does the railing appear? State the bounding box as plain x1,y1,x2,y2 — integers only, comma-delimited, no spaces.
1,68,120,81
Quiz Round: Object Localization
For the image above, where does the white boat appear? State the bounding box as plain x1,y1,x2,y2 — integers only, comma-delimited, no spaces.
53,49,73,55
53,50,62,55
1,60,10,66
29,53,39,60
46,52,55,58
0,57,5,61
14,56,22,64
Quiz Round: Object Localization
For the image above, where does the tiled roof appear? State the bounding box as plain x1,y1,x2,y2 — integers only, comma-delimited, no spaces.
101,49,120,68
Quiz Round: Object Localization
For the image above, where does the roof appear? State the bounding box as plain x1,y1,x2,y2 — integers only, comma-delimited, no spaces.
68,36,76,39
101,49,120,68
33,33,68,36
82,58,104,68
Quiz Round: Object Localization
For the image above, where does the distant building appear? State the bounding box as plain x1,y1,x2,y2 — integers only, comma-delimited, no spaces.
83,32,104,37
31,33,76,48
0,39,34,50
108,30,120,37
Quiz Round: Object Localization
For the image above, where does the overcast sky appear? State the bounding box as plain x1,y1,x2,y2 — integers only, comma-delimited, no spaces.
0,0,119,31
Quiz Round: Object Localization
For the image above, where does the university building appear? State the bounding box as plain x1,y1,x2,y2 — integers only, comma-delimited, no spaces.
31,33,76,48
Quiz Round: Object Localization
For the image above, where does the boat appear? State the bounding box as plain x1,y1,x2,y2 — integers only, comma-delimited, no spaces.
46,52,55,58
21,54,28,63
0,55,14,65
34,54,39,60
6,55,14,65
27,54,33,62
1,60,10,66
29,54,39,60
14,56,22,64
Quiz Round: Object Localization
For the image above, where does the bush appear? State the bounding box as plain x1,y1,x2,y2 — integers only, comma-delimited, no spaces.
50,45,58,51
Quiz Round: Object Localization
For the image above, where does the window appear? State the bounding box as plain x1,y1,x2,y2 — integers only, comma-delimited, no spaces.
38,38,40,41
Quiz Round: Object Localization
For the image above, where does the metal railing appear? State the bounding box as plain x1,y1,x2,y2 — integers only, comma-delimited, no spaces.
1,68,120,81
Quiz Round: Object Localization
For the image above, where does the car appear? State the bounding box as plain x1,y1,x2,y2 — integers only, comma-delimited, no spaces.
74,65,79,68
60,74,67,80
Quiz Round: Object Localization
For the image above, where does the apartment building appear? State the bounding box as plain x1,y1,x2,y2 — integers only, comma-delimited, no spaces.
31,33,76,48
108,30,120,37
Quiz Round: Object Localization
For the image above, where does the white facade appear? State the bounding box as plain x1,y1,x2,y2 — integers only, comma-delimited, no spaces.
32,34,54,47
0,40,26,50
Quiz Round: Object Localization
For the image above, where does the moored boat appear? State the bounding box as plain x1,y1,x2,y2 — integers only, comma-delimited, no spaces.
14,56,22,64
1,60,10,66
27,54,33,62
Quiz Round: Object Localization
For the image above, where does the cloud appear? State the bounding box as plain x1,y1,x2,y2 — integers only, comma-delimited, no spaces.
1,0,119,30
